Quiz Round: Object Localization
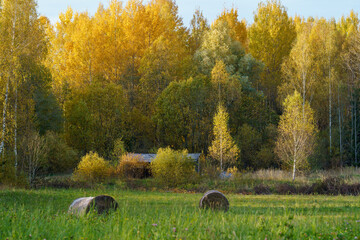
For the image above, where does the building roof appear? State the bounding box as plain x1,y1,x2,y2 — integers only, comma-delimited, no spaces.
133,153,201,163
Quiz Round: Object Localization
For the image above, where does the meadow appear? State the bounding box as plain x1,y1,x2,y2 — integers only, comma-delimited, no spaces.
1,188,360,239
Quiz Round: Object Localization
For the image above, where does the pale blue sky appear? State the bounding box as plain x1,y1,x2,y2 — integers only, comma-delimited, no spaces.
36,0,360,26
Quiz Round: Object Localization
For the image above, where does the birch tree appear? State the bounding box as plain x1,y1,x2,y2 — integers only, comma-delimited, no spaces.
340,12,360,167
275,91,317,181
249,0,296,110
208,104,239,171
0,0,42,172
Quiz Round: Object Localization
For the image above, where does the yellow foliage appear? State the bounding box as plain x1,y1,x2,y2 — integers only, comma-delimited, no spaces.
249,0,296,107
214,8,247,50
116,154,148,179
226,166,238,175
151,147,195,187
73,151,110,182
275,91,317,180
208,104,239,171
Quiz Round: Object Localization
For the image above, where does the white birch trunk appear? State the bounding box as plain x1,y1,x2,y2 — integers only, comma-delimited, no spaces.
302,68,306,119
329,58,332,157
0,77,9,157
14,78,18,173
355,99,358,167
351,88,354,165
292,148,296,182
338,84,342,167
219,84,222,171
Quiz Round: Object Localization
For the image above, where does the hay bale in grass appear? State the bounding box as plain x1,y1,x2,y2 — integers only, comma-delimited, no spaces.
68,195,118,216
199,190,229,212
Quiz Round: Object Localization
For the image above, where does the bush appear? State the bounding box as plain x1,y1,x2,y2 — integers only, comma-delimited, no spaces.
116,154,149,179
254,184,272,195
20,130,48,184
73,152,110,182
275,183,297,195
310,176,344,195
151,147,195,187
226,166,240,178
31,176,92,189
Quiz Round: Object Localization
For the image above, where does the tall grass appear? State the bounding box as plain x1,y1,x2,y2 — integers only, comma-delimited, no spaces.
238,166,360,184
1,188,360,239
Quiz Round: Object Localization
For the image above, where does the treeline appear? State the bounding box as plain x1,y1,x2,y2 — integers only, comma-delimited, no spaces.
1,0,360,183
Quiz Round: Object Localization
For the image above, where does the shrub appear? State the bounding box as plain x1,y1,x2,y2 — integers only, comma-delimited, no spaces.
339,183,360,195
116,154,149,179
254,184,272,195
73,152,110,182
151,147,195,187
275,183,297,195
226,166,240,178
20,130,48,184
310,176,344,195
31,176,92,189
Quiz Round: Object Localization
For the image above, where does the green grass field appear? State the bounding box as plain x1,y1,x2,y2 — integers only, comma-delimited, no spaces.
1,188,360,239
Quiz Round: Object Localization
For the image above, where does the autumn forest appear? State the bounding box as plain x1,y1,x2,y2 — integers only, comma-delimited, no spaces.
1,0,360,184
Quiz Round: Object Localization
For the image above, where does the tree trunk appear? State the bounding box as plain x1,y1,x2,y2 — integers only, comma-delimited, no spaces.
292,156,296,182
292,141,297,181
14,78,18,173
355,97,358,167
220,127,223,172
329,58,332,157
351,88,354,166
302,70,306,118
0,77,9,158
338,84,342,167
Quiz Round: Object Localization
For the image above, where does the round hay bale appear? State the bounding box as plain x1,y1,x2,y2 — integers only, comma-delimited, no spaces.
199,190,229,212
68,195,118,216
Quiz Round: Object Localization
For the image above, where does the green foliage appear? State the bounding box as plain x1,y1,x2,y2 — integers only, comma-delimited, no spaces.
211,60,242,106
195,20,245,75
0,151,17,185
155,76,215,152
237,123,262,168
34,91,63,135
3,0,360,177
43,131,78,174
2,189,360,239
73,151,110,182
111,138,127,162
138,34,193,113
0,152,28,187
125,107,155,152
116,154,148,179
151,147,195,187
65,80,127,157
80,81,127,158
236,123,278,170
65,99,93,155
19,59,64,135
